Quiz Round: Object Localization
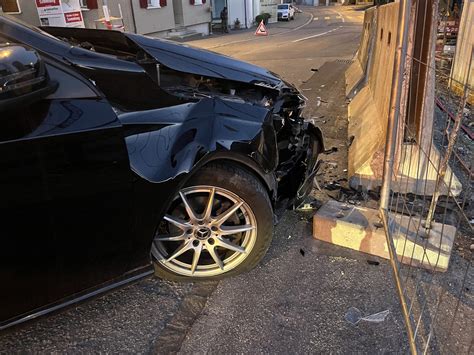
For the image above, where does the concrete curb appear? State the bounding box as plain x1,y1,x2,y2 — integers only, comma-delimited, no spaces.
313,200,455,272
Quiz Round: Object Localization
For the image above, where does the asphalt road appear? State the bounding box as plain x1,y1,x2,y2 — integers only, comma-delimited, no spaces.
188,5,365,90
0,5,409,353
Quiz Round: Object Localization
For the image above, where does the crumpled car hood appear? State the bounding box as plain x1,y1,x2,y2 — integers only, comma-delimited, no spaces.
125,33,285,89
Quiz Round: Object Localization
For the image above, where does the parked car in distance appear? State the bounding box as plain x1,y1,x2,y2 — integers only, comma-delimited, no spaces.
0,15,323,331
277,4,295,21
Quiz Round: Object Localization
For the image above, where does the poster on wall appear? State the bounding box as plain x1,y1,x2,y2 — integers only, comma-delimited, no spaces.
35,0,85,28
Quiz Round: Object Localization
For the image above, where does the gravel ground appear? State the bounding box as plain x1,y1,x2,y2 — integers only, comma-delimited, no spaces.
0,279,205,353
0,209,409,354
178,211,409,354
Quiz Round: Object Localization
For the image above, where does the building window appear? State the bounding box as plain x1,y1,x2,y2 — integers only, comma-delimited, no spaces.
0,0,21,14
79,0,88,9
194,0,203,4
147,0,161,8
140,0,166,9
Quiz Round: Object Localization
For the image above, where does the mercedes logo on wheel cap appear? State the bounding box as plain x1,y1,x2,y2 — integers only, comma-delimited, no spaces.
195,227,211,240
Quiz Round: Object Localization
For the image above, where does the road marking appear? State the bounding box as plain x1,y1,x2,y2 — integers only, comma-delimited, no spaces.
314,16,344,21
335,11,345,23
292,26,342,43
346,15,353,20
207,13,314,49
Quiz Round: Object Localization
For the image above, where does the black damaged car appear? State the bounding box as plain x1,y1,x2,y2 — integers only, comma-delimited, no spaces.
0,15,323,329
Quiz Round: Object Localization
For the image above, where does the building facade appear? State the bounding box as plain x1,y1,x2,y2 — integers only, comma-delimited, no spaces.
210,0,278,29
0,0,282,35
0,0,211,37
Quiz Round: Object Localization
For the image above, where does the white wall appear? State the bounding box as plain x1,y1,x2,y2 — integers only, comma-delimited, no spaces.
228,0,245,28
226,0,255,28
187,22,209,35
257,0,277,23
245,0,253,27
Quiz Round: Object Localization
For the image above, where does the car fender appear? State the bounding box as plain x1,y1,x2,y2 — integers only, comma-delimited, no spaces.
121,98,278,196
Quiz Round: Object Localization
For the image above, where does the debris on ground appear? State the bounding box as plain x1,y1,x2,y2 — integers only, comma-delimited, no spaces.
367,260,380,266
297,203,317,211
324,147,338,154
345,307,390,325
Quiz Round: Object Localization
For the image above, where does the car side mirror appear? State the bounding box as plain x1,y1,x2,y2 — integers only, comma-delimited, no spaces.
0,43,57,112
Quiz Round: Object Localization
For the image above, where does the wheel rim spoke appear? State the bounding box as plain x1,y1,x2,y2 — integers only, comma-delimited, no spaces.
206,244,224,270
166,240,192,262
155,233,186,242
216,236,246,254
203,187,215,220
219,224,255,236
179,191,197,222
190,243,203,274
164,215,190,231
154,186,257,277
214,201,243,226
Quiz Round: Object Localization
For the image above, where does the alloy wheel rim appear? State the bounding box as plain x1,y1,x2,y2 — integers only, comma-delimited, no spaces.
152,185,258,277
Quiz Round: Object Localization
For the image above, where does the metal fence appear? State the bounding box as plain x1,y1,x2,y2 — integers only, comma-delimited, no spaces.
378,0,473,353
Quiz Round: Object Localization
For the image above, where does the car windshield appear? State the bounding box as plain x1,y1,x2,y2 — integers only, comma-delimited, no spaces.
277,5,289,9
1,14,61,42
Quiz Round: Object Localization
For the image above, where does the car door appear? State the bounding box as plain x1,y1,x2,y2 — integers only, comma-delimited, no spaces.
0,55,145,326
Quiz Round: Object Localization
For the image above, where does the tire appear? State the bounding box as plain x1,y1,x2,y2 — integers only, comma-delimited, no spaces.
152,163,273,282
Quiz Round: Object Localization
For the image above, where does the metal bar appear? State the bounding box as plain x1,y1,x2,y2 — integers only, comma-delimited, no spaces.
378,1,417,353
380,209,418,355
379,0,412,209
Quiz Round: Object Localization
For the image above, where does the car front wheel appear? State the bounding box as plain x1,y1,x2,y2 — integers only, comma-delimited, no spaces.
152,163,273,281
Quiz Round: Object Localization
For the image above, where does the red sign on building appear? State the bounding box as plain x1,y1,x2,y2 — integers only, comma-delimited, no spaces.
35,0,60,8
64,11,83,23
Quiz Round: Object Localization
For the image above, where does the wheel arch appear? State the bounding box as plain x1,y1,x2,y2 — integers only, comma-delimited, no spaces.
186,152,278,207
308,123,325,152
